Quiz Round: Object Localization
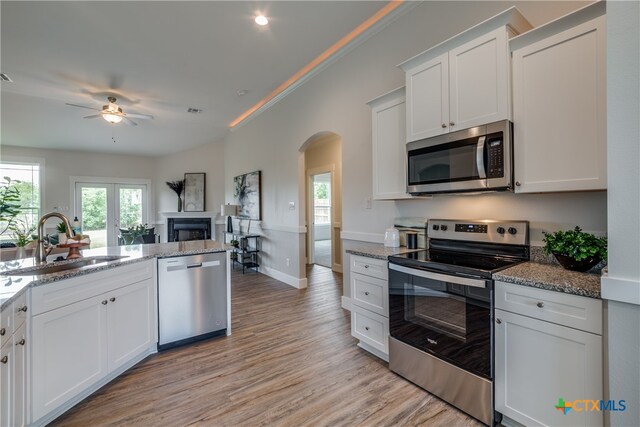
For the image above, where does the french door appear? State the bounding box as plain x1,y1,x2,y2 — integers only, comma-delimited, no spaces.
74,182,148,248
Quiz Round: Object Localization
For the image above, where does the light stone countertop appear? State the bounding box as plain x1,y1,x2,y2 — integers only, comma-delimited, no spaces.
0,240,230,311
494,261,601,299
346,245,422,260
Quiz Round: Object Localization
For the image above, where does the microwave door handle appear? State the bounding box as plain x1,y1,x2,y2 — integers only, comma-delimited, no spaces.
476,136,487,179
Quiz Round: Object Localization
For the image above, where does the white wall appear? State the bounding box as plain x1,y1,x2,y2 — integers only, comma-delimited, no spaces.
603,1,640,425
223,1,598,283
154,140,226,216
0,144,156,219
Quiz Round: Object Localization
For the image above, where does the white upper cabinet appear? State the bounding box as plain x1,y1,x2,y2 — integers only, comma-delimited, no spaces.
400,8,531,142
405,54,448,141
511,2,606,193
368,87,412,200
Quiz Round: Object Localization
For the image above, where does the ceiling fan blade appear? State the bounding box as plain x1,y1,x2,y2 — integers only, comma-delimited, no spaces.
66,103,101,111
83,114,102,119
124,112,154,120
122,116,138,126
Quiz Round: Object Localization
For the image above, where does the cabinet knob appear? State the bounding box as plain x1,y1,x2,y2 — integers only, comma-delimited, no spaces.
496,318,502,324
441,123,447,128
17,338,25,346
17,305,27,313
515,181,521,187
364,265,369,269
1,356,7,364
536,302,544,308
0,328,5,336
450,121,455,126
365,326,370,331
364,291,370,296
102,300,108,305
110,297,116,302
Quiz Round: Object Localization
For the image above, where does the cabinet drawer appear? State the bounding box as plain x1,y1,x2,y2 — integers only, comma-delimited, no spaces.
351,272,388,316
31,260,154,316
351,305,389,354
13,291,28,331
495,281,602,335
351,255,388,280
0,304,11,348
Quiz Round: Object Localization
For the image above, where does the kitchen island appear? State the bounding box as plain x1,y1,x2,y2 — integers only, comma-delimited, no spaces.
0,240,230,426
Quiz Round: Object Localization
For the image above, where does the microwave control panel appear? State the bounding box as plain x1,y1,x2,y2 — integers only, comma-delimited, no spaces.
486,136,504,178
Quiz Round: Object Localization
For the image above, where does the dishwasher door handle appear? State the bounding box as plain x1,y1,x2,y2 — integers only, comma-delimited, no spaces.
165,259,221,272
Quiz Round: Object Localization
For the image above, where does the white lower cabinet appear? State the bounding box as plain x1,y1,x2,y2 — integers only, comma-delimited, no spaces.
30,261,155,424
32,294,109,421
0,338,11,427
350,255,389,361
495,282,603,427
0,296,28,427
12,322,27,427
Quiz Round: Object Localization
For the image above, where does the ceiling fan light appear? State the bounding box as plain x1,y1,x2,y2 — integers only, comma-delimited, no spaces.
103,113,123,124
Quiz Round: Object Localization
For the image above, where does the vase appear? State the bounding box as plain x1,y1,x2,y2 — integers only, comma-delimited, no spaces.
15,247,26,259
58,232,68,245
178,196,183,212
553,253,601,272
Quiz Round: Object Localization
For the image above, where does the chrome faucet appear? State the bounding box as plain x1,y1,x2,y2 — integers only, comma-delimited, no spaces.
35,212,74,264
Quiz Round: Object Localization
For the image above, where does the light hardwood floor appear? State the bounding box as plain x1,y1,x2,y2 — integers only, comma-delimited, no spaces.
51,265,481,426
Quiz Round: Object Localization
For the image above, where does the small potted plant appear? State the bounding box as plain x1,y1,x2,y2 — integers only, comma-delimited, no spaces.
229,239,239,248
121,223,151,245
57,222,68,244
543,226,607,272
12,219,36,259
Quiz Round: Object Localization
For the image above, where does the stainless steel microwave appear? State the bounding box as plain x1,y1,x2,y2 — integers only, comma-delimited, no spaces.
407,120,513,195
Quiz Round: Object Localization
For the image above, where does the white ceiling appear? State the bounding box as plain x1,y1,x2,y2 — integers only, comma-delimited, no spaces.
0,1,385,156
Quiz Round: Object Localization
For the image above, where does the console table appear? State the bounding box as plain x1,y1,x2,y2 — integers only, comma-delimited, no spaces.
225,232,260,273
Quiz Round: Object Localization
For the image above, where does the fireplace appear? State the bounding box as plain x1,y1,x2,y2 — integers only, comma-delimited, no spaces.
167,218,212,242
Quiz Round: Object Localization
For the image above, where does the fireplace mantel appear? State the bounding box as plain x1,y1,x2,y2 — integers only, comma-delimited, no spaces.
159,211,217,220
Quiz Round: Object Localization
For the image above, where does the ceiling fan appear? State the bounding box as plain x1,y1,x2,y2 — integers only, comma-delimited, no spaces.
66,96,153,126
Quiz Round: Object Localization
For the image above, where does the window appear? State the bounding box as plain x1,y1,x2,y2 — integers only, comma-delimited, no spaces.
0,161,42,243
313,180,331,225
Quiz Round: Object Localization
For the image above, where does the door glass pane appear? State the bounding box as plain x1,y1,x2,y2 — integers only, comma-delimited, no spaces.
119,188,143,228
313,173,331,268
81,187,107,248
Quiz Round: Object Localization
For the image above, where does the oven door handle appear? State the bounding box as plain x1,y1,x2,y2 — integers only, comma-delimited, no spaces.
389,263,487,288
476,136,487,179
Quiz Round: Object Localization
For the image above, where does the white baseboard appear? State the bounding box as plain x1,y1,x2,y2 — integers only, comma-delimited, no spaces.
261,265,308,289
357,341,389,362
341,296,351,311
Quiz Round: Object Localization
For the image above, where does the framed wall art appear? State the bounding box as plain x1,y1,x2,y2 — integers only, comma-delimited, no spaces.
233,170,261,220
184,172,206,212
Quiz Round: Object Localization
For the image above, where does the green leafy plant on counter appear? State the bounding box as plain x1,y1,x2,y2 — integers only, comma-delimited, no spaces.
543,226,607,262
56,222,67,233
121,223,151,245
12,218,36,247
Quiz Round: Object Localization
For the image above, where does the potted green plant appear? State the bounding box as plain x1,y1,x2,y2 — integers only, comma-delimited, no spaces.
12,219,36,258
56,222,68,244
121,223,151,245
543,226,607,272
0,177,22,236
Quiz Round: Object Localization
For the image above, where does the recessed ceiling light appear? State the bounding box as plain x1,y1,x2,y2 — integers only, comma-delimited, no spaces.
236,89,248,97
187,108,203,114
0,73,13,82
255,15,268,26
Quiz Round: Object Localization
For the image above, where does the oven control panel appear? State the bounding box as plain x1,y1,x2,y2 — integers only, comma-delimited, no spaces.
428,219,528,245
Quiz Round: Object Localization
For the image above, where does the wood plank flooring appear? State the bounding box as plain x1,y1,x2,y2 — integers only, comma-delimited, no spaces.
51,265,481,426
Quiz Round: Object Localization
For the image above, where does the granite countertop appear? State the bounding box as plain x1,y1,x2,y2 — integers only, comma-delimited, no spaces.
346,245,422,260
494,261,601,299
0,240,229,311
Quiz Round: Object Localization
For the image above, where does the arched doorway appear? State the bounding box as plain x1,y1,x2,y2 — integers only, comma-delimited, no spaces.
299,132,342,273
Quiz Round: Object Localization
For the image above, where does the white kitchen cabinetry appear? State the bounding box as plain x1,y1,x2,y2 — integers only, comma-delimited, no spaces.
30,260,155,424
400,8,531,142
494,281,603,427
368,87,412,200
350,255,389,361
0,292,28,427
511,2,606,193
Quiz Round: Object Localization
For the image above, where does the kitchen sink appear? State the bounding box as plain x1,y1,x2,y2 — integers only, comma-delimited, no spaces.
4,255,129,276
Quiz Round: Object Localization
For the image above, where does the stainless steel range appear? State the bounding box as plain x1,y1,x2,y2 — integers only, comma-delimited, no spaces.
388,219,529,426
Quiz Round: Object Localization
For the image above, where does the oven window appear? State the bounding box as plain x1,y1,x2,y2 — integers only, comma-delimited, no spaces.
389,269,492,379
408,138,481,185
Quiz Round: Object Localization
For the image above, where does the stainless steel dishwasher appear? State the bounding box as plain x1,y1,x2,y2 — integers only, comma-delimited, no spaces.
157,252,228,350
